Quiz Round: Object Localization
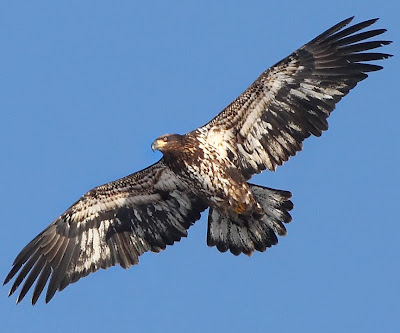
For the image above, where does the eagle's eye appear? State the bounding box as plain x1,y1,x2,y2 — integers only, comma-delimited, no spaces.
163,136,168,142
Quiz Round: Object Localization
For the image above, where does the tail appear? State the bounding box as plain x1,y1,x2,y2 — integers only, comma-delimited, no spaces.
207,183,293,256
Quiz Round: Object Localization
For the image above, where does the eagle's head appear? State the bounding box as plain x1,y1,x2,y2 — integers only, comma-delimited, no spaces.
151,134,184,153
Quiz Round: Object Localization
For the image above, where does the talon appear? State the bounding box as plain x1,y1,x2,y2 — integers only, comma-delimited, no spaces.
234,202,247,214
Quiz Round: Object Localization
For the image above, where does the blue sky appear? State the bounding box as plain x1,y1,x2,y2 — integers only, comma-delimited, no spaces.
1,1,398,332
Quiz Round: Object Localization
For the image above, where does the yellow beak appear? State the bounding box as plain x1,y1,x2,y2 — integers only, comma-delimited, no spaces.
151,139,166,151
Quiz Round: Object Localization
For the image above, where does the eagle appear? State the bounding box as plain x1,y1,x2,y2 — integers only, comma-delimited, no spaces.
4,17,392,304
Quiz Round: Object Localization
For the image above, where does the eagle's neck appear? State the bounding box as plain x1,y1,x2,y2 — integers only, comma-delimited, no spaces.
162,133,204,173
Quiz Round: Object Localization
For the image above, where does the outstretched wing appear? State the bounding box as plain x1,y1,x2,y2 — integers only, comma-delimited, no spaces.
201,17,392,179
4,160,207,304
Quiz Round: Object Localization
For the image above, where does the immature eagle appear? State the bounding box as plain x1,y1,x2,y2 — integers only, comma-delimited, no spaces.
4,17,392,304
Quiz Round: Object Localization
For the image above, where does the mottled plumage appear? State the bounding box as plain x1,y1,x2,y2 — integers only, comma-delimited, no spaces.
4,17,392,304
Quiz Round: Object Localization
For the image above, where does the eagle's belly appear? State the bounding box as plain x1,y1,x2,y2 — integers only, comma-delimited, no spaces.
177,155,258,217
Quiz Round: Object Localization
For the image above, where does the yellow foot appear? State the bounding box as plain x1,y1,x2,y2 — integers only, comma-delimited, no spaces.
234,202,247,215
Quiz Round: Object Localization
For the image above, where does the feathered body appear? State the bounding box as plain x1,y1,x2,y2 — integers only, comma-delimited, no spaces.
156,131,259,217
4,17,392,304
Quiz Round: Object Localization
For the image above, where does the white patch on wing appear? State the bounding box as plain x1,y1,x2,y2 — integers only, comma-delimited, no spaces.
80,229,87,252
299,83,335,100
92,228,101,264
288,122,302,132
290,88,310,101
239,95,268,138
69,193,163,223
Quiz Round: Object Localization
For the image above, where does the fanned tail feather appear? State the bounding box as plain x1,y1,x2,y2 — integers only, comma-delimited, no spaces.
207,184,293,256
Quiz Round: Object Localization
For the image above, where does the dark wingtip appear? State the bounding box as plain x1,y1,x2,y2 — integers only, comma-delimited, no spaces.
365,17,379,25
357,17,380,29
3,267,16,286
8,283,18,297
343,16,355,24
338,16,355,29
16,294,24,305
45,291,55,304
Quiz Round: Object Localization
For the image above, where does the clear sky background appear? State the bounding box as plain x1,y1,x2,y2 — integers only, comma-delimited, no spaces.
1,1,399,332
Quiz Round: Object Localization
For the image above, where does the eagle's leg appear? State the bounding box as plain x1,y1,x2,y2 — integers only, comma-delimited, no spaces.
206,184,293,256
233,202,247,215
